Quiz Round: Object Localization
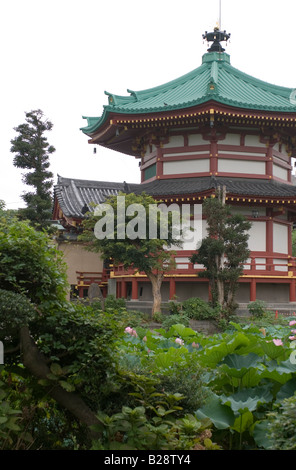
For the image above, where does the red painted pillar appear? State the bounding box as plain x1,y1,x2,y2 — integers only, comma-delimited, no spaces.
250,279,256,302
290,279,296,302
266,209,273,272
131,278,138,300
121,281,127,299
208,283,212,302
288,223,293,257
210,139,218,176
169,278,176,300
266,145,273,179
156,148,163,179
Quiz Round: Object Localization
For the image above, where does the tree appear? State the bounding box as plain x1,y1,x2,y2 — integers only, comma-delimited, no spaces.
190,187,251,317
292,229,296,257
80,192,182,316
10,109,55,228
0,215,126,446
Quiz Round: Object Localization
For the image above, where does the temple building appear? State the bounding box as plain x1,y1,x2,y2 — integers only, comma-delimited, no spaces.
53,28,296,306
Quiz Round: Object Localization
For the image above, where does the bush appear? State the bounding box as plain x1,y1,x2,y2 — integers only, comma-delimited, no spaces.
155,363,207,416
266,393,296,450
162,314,190,330
247,300,267,319
104,295,126,310
182,297,218,321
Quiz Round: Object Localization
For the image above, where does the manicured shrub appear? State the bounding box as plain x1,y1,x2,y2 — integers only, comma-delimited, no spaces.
182,297,218,320
247,300,267,319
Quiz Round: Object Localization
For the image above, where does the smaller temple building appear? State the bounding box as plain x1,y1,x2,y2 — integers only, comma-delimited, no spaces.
53,28,296,306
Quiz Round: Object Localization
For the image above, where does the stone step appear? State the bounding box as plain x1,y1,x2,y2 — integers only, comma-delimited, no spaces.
126,300,296,317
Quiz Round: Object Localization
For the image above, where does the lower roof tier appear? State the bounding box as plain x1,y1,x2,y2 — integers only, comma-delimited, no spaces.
54,175,296,219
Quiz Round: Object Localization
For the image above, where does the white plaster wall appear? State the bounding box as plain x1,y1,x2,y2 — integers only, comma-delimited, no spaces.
222,133,241,145
231,206,266,216
57,242,103,285
248,221,266,251
273,259,288,272
163,159,209,175
218,159,265,175
144,144,157,157
255,258,266,270
273,164,288,181
164,151,207,158
244,258,251,270
273,223,288,254
164,135,184,148
244,135,266,147
219,151,264,157
188,133,205,146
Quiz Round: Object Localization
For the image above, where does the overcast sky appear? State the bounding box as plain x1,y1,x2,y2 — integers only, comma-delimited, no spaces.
1,0,296,209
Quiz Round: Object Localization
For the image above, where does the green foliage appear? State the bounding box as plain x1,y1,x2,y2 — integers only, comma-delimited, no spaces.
0,289,36,335
0,374,23,449
104,295,126,310
33,302,123,410
193,319,296,449
292,229,296,257
182,297,219,320
80,192,183,315
92,405,220,450
191,192,251,317
10,109,55,229
247,300,267,319
265,393,296,450
0,216,68,304
92,372,217,451
80,191,180,272
162,314,190,330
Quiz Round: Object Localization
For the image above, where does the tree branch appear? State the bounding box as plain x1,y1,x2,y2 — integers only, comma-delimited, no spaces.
19,326,101,437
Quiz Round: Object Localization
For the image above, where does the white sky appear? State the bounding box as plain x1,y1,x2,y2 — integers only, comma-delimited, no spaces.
1,0,296,209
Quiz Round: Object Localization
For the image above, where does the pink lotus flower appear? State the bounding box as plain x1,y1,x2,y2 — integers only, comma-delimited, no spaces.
273,339,283,346
175,338,184,346
192,342,199,348
124,326,138,337
291,329,296,334
289,336,296,341
289,320,296,326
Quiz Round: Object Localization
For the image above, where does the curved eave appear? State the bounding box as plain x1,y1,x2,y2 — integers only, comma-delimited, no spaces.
106,95,296,114
80,108,110,136
81,95,296,139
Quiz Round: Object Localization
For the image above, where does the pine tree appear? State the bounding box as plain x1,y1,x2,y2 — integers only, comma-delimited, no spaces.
190,186,251,318
10,109,55,229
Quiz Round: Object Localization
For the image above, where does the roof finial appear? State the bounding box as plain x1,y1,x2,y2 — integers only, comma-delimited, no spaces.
202,27,231,53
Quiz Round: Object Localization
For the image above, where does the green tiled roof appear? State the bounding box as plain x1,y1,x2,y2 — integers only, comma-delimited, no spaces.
81,51,296,135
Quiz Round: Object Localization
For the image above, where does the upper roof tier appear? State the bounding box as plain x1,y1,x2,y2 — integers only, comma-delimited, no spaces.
81,44,296,136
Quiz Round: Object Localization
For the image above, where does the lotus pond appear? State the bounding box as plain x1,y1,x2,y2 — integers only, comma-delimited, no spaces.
111,317,296,450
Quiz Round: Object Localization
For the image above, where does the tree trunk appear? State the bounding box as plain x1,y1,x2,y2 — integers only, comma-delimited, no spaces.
215,255,225,309
19,326,101,437
216,185,227,310
147,272,163,317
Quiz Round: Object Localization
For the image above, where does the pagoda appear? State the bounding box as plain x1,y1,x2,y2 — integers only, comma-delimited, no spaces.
54,28,296,307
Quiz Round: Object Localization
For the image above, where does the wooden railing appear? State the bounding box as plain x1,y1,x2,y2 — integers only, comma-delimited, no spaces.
111,253,296,277
76,271,104,286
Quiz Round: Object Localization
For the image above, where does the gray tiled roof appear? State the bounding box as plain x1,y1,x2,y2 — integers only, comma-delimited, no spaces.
54,175,296,218
137,176,296,198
